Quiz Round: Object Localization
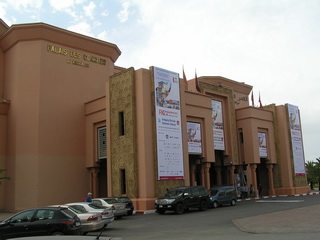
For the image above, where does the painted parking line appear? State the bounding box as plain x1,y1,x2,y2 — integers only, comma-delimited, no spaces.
256,200,304,203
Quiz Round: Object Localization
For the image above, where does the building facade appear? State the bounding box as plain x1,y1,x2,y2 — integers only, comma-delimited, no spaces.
0,19,309,212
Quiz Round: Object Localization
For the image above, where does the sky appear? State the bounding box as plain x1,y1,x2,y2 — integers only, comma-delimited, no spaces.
1,0,319,162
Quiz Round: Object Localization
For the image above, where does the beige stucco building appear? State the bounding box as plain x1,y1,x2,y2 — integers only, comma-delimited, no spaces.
0,19,309,212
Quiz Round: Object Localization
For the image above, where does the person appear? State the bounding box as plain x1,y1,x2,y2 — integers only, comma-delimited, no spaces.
258,184,262,198
86,192,92,202
250,184,255,198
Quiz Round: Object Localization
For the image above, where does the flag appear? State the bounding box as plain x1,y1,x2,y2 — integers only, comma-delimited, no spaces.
258,92,263,108
195,69,201,92
251,91,255,106
183,66,188,90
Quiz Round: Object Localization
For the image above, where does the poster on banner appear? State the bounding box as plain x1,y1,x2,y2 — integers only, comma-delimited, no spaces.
287,104,306,175
258,132,268,158
212,100,225,150
187,122,202,154
154,66,184,180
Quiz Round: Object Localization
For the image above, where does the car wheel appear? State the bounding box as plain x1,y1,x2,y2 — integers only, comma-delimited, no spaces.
51,231,64,236
199,200,208,211
231,199,236,206
157,209,166,214
213,201,218,208
83,232,88,235
127,210,133,216
175,203,184,215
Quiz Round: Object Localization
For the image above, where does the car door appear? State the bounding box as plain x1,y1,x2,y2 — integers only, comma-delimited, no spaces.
190,188,201,207
26,209,55,236
1,209,36,239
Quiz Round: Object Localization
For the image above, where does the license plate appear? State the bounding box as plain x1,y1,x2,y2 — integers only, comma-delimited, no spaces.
159,205,163,208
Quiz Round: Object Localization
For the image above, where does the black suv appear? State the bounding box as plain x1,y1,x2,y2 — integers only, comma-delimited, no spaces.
155,186,210,214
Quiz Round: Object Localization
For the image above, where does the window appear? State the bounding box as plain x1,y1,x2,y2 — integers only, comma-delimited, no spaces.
119,112,125,136
98,126,106,159
120,169,126,194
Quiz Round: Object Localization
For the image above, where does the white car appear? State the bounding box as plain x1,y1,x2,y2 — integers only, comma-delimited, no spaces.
92,198,127,218
50,205,105,235
65,202,114,225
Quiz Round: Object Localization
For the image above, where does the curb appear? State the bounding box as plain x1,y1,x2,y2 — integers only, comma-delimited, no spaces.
237,191,320,202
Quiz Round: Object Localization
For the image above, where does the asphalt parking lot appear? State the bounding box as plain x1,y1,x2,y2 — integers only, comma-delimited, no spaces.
1,193,320,240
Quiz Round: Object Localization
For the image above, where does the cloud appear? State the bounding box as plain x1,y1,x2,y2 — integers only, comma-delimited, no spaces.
67,21,94,37
117,1,130,23
83,1,96,19
6,0,43,11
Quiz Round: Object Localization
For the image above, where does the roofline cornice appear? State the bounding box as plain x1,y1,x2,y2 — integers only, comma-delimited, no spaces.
0,22,121,63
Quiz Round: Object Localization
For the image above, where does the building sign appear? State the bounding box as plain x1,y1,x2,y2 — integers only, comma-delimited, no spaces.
98,126,106,159
47,44,106,68
187,122,202,154
258,132,268,158
212,100,225,150
154,66,184,180
287,104,306,175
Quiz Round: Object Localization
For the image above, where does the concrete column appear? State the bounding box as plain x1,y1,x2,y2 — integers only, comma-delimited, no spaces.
229,165,235,185
250,164,258,197
90,168,99,198
267,164,275,195
202,163,211,189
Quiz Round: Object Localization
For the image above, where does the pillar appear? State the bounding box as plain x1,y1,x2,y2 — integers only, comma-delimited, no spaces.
267,164,275,195
250,164,258,197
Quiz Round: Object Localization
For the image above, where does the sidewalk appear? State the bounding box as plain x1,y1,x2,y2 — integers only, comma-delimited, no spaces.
233,204,320,234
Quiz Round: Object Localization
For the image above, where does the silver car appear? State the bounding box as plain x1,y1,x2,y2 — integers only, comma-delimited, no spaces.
92,198,127,218
51,205,105,235
65,202,114,226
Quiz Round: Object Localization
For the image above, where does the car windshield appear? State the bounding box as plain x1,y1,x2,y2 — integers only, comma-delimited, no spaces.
88,203,107,209
60,208,77,218
166,190,183,197
68,205,88,214
210,189,219,196
103,198,120,204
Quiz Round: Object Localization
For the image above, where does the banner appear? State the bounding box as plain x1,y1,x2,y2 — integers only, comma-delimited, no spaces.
154,67,184,180
258,132,268,158
187,122,202,154
287,104,306,175
212,100,225,150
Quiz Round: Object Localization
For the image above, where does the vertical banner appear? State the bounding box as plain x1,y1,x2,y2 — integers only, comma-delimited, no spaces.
212,100,225,150
187,122,202,154
154,67,184,180
287,104,306,175
258,132,268,158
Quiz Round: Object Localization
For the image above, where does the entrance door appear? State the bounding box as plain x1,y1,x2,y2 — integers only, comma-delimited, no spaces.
98,159,107,197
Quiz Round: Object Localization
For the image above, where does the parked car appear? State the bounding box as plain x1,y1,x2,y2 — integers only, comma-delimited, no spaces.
155,186,210,215
113,197,134,215
208,186,237,208
0,207,82,240
92,198,127,218
64,203,114,225
50,205,105,235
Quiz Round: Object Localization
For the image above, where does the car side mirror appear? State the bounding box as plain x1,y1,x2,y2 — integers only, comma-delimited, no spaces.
183,193,189,197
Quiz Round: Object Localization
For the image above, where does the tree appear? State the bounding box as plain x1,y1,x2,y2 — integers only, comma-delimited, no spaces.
305,159,320,189
0,169,10,184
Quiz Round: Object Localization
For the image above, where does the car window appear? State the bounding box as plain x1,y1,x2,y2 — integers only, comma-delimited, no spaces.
191,188,200,196
218,190,225,196
10,210,36,223
92,200,102,205
35,210,55,221
166,190,183,197
182,188,191,196
210,189,219,196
